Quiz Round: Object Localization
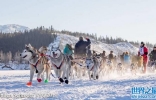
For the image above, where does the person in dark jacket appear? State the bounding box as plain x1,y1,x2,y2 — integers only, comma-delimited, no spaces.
149,46,156,61
74,37,91,57
149,46,156,67
120,52,125,63
108,51,114,62
101,51,107,62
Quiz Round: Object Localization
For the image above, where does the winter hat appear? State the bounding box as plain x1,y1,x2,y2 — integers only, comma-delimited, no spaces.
125,52,129,55
79,37,83,41
141,42,145,45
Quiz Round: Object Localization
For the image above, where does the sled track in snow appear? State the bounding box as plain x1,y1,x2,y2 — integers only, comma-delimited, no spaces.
0,70,156,100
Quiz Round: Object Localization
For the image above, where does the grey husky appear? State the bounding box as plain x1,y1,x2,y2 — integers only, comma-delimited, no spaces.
20,44,51,86
47,45,71,84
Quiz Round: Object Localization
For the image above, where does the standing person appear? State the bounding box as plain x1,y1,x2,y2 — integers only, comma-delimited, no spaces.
101,51,107,62
113,56,117,65
63,44,73,59
120,52,125,63
149,46,156,66
138,42,148,73
63,44,74,66
74,37,91,58
108,51,114,62
124,52,131,65
93,50,97,57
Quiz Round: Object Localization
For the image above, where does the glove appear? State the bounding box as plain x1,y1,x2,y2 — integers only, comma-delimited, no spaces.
85,38,90,42
85,38,89,40
144,52,148,55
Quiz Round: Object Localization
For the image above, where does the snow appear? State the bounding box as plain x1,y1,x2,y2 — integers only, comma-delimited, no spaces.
0,34,154,100
0,24,29,33
0,63,29,70
0,70,156,100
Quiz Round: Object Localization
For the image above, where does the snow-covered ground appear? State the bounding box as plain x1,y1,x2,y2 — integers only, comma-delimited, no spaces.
0,34,154,100
0,70,156,100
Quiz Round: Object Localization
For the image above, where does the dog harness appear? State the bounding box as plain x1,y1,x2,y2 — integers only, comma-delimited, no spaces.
29,59,40,68
90,65,94,71
52,57,65,69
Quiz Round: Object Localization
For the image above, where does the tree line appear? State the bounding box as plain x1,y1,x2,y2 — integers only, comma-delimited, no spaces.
0,26,56,63
0,26,154,63
58,30,154,48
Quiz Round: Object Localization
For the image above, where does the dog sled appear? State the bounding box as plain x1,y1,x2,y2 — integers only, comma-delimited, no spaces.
71,55,86,67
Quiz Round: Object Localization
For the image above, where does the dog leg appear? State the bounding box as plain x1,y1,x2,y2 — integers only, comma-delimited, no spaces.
88,71,91,80
37,71,42,83
65,65,69,84
26,65,35,86
29,65,35,82
96,70,99,80
37,65,46,83
45,66,50,83
59,70,64,83
93,71,96,80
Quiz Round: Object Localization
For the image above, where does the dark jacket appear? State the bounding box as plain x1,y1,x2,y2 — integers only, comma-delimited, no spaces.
74,39,91,55
149,50,156,61
120,54,124,62
108,53,114,61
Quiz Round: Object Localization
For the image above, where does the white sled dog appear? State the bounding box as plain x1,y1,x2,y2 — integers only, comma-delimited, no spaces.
48,45,71,84
20,44,51,86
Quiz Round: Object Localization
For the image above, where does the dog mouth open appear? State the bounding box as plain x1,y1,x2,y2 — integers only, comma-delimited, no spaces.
53,52,57,58
23,55,27,58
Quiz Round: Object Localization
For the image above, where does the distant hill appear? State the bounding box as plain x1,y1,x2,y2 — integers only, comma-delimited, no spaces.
0,24,30,33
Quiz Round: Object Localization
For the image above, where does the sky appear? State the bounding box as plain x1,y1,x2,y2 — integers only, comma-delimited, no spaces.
1,0,156,44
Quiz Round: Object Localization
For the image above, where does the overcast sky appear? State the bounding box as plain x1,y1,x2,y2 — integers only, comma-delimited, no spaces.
1,0,156,44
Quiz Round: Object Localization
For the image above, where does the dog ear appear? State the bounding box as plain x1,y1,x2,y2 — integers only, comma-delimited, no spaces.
36,49,40,54
25,44,28,48
51,46,53,50
28,43,32,48
44,46,48,50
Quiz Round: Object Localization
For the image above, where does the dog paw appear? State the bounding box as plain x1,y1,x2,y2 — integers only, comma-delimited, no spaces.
65,80,69,84
44,79,48,83
37,78,42,83
64,77,67,79
26,82,32,86
96,75,99,79
59,78,64,83
36,70,38,73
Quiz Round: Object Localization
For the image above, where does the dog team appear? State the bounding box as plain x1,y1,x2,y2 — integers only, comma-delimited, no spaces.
20,36,156,86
